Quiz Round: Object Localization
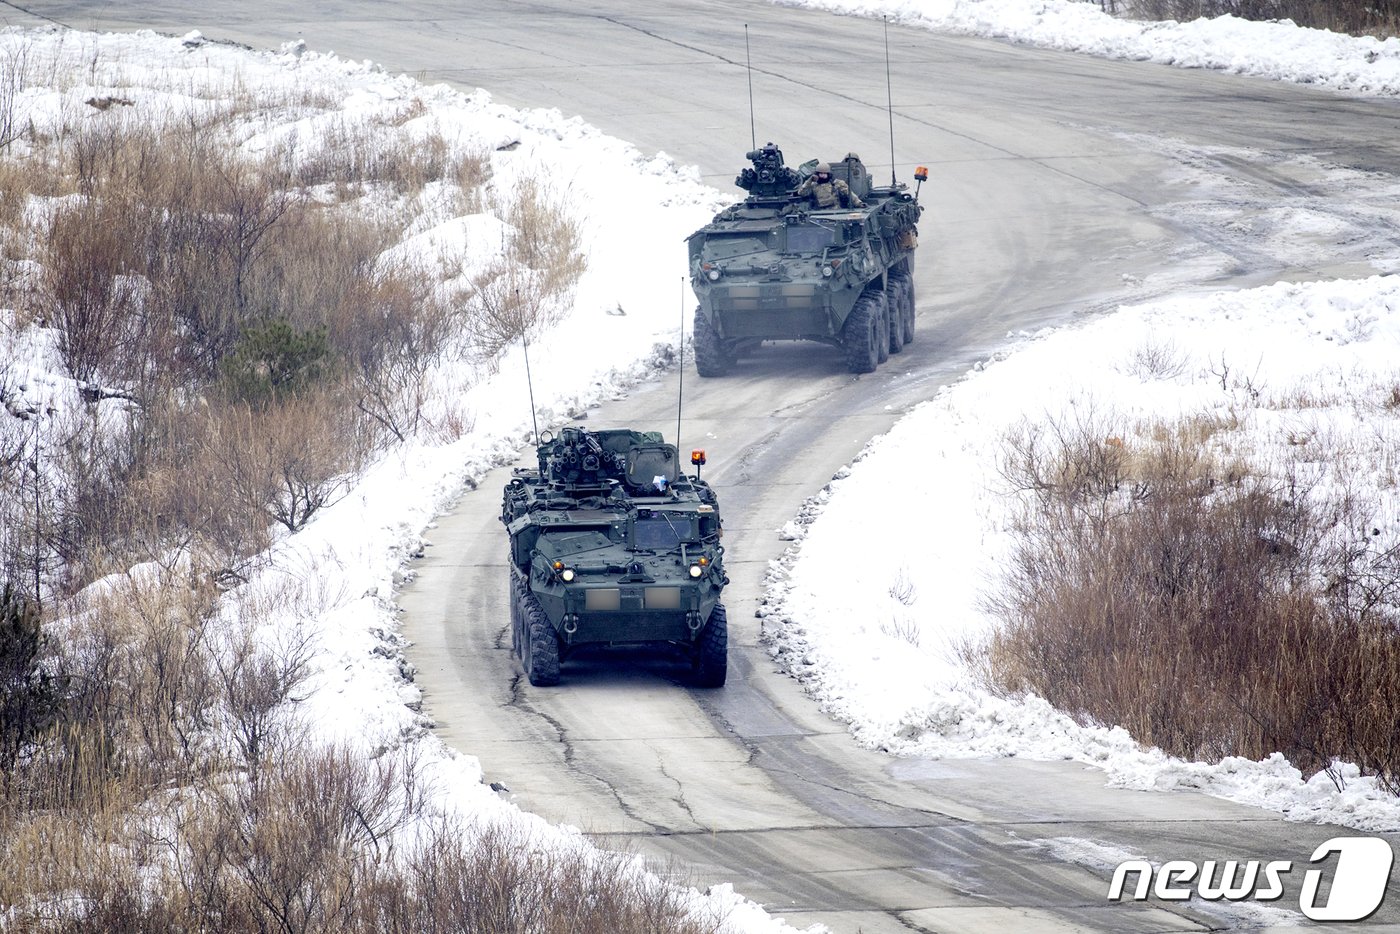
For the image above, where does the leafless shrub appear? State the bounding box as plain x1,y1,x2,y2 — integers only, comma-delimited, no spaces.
399,819,722,934
996,407,1146,532
453,175,586,364
888,569,918,607
418,380,478,445
41,198,145,382
213,622,314,782
978,410,1400,790
1383,380,1400,411
67,570,221,787
119,404,274,580
1120,0,1400,38
495,175,585,297
0,584,61,783
0,44,30,152
38,406,145,590
329,262,458,443
218,745,423,933
0,402,41,594
211,393,370,534
455,145,493,211
1125,335,1190,381
462,261,555,364
880,617,921,648
289,120,491,201
0,566,215,816
208,161,302,344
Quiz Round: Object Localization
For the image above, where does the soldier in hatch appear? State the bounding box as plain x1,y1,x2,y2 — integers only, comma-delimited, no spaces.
795,162,865,209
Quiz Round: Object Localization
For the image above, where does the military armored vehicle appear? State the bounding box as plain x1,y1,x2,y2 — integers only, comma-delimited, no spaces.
501,427,729,687
687,143,924,375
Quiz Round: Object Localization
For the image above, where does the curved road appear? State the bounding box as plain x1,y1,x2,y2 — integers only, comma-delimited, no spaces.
12,1,1400,930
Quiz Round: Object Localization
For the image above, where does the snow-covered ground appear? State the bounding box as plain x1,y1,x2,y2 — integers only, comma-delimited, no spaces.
786,0,1400,97
0,24,787,932
4,0,1400,925
763,276,1400,834
765,0,1400,834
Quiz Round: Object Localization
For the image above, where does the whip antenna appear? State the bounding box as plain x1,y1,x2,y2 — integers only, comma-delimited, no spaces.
522,323,540,446
884,16,896,187
745,24,756,150
676,277,685,452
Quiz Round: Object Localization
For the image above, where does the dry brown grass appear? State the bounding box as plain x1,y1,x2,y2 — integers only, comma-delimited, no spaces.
1112,0,1400,38
208,391,372,535
461,177,586,365
5,104,483,588
0,44,671,934
978,411,1400,790
0,43,31,152
0,555,724,932
287,118,493,205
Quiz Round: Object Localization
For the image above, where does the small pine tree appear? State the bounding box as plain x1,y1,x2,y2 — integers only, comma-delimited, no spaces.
220,318,330,403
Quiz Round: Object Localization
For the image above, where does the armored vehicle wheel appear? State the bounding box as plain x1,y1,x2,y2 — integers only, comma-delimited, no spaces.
887,286,905,356
898,276,916,345
692,603,728,688
842,290,881,374
875,291,890,364
693,308,733,377
522,591,560,686
509,567,525,657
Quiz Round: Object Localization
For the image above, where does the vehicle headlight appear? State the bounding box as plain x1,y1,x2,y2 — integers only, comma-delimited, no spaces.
821,265,834,278
561,568,576,582
689,564,704,579
707,267,722,281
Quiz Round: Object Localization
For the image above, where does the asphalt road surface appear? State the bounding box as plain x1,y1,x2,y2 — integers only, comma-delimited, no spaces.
11,1,1400,930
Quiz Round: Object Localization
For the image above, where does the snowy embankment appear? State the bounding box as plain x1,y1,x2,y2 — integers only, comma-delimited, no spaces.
758,0,1400,833
1,25,797,932
783,0,1400,97
8,0,1400,919
762,277,1400,834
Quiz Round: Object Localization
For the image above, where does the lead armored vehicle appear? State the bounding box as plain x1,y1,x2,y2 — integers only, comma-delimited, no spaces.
501,427,728,687
687,143,924,375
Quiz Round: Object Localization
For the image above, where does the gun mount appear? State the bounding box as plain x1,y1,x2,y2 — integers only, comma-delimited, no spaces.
735,141,803,201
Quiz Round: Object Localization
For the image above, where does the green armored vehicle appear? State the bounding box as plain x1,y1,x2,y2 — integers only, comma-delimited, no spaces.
687,143,925,375
501,427,729,687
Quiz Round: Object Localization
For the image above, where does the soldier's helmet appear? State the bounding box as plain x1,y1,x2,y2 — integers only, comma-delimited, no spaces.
814,162,831,175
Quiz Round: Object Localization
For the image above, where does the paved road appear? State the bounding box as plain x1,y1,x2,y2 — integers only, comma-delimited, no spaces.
12,1,1400,930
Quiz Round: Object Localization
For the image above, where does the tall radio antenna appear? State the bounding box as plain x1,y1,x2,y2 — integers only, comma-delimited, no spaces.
745,24,756,150
676,278,685,452
521,325,540,446
884,16,896,187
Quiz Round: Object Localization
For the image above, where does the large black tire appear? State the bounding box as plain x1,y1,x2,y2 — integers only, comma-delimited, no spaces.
509,567,525,658
886,284,905,356
692,603,728,688
841,291,881,374
875,290,890,364
522,590,560,686
693,308,733,377
898,275,916,345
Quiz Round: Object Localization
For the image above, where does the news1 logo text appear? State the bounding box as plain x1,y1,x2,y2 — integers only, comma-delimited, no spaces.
1108,837,1394,922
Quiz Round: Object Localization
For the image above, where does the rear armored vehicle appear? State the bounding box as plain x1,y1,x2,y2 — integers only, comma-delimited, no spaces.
501,427,728,686
687,143,925,375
